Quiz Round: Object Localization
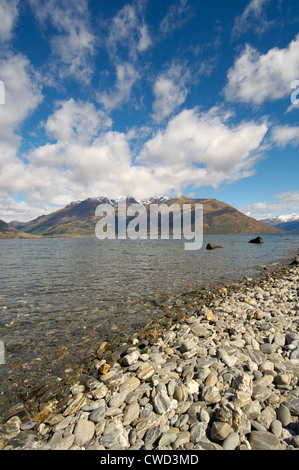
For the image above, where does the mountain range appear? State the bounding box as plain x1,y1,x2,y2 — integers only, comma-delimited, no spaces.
260,214,299,234
0,219,40,239
1,196,286,239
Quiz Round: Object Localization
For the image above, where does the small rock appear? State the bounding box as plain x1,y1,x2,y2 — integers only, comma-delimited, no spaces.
122,402,140,426
144,425,163,446
137,363,155,381
158,430,177,447
243,401,262,420
211,422,232,441
100,419,129,449
0,416,21,447
121,351,140,366
135,415,163,440
180,340,197,353
62,393,88,416
270,420,282,437
173,384,185,402
186,380,199,395
74,418,95,447
221,432,240,451
199,408,210,424
51,434,75,450
283,397,299,416
153,391,172,415
277,403,292,427
256,406,276,430
173,431,191,450
201,386,221,404
88,405,106,423
260,343,277,354
20,418,37,431
252,385,272,402
222,355,238,367
249,431,281,450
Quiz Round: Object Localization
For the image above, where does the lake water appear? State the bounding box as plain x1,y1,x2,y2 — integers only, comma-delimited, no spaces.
0,233,299,416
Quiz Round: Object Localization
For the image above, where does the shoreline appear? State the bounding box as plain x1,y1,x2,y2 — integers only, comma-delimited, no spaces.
0,253,298,450
1,242,294,414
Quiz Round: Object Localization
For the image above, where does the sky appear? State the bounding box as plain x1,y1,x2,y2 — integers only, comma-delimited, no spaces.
0,0,298,222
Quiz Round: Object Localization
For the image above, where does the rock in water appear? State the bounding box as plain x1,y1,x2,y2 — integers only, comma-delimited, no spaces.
206,243,222,250
249,236,264,244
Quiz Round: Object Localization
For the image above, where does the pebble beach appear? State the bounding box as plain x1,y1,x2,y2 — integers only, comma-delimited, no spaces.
0,254,299,451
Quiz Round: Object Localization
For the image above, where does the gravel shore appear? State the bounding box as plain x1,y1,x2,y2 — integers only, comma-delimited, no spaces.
1,255,298,451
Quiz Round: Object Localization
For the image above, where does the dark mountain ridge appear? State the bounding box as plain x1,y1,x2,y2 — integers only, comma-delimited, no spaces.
8,196,286,238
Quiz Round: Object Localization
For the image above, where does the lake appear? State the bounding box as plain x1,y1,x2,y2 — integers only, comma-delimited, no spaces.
0,233,299,416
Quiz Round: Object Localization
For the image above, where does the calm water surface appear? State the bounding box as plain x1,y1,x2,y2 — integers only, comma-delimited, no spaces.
0,233,299,415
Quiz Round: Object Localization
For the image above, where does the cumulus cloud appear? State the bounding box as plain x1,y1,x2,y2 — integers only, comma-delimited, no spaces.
0,0,19,43
152,63,190,123
28,0,96,82
224,35,299,105
140,107,268,177
44,98,112,144
0,103,270,220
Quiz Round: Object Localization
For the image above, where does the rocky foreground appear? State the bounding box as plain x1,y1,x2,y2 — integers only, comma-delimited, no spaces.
1,257,299,451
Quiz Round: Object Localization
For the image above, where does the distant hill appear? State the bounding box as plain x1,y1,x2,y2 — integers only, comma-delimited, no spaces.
0,219,39,239
9,196,286,238
260,214,299,234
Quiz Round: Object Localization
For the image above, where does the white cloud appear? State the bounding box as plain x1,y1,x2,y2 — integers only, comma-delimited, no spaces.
0,103,270,221
0,54,42,128
271,125,299,148
152,63,190,123
0,52,43,220
0,53,43,164
106,3,151,60
160,0,192,35
98,62,140,111
44,98,112,144
240,191,299,220
139,106,268,186
28,0,96,82
232,0,272,38
137,24,152,52
0,192,59,223
285,103,299,114
0,0,19,43
224,35,299,105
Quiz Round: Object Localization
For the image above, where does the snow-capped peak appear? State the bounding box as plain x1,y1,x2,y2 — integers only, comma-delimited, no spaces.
270,213,299,223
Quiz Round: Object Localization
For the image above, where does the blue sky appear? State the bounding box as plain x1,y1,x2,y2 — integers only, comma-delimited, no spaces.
0,0,298,222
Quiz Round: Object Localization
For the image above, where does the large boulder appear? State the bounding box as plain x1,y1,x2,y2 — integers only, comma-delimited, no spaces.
249,236,264,244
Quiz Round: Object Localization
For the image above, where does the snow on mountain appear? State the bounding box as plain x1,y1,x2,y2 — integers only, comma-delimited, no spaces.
260,213,299,233
269,214,299,223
